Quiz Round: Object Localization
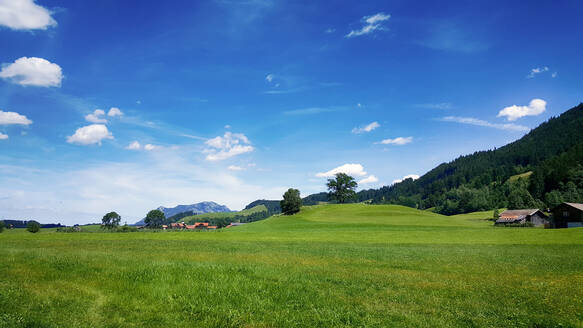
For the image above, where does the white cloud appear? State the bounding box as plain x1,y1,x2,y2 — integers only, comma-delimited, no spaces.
352,121,380,134
85,109,107,123
0,110,32,125
392,174,420,185
497,99,546,121
0,57,62,87
67,124,113,145
0,132,7,140
228,165,245,171
346,12,390,38
325,28,335,33
441,116,529,132
204,132,254,161
527,66,549,78
316,163,367,178
359,175,379,184
265,74,274,82
551,72,558,78
0,0,57,30
224,124,231,129
126,141,141,150
144,144,158,151
107,107,123,117
377,136,413,145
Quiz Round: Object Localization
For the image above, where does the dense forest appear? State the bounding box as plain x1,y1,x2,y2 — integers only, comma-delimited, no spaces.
357,103,583,214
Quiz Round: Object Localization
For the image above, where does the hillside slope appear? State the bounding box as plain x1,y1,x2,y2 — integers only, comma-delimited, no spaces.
357,102,583,214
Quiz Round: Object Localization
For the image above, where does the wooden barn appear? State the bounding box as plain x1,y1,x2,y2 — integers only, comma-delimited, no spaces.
495,209,549,226
551,203,583,228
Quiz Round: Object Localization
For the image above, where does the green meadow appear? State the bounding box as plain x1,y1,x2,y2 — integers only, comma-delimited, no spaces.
1,204,582,327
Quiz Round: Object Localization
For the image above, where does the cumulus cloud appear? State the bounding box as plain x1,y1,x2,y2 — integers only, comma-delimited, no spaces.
359,175,379,184
67,124,113,145
0,110,32,125
352,121,380,134
204,132,254,161
497,99,546,121
0,132,7,140
0,57,62,87
346,12,390,38
527,66,549,78
228,165,245,171
126,141,141,150
392,174,420,185
441,116,529,132
85,109,107,123
377,136,413,145
316,163,367,178
0,0,57,30
107,107,123,117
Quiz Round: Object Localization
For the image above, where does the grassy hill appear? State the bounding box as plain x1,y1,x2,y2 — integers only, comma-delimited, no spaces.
1,204,581,327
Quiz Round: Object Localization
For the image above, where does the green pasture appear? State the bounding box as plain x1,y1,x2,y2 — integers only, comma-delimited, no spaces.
1,204,582,327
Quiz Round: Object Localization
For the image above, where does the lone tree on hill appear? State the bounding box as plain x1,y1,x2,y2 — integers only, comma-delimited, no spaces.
327,173,358,203
281,188,302,215
145,209,166,229
26,221,40,233
102,211,121,230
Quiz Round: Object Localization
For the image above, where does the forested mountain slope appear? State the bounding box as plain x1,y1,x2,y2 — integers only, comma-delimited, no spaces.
358,102,583,214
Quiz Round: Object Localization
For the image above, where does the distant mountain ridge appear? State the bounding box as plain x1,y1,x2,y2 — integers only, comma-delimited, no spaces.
134,201,231,225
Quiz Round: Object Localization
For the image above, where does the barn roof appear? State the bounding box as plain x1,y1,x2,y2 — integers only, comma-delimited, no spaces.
499,209,541,218
564,203,583,211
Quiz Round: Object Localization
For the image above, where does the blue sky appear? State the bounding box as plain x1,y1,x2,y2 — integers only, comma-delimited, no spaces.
1,0,582,224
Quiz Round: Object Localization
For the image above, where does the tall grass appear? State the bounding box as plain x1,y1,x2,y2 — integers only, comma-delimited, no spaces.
1,204,581,327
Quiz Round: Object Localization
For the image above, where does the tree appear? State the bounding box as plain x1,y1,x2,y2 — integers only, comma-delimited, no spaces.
327,173,358,203
145,210,165,229
281,188,302,215
493,208,499,220
102,211,121,230
26,221,40,233
0,220,5,233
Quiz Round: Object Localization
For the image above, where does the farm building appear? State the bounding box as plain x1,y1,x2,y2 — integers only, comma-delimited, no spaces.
495,209,549,226
551,203,583,228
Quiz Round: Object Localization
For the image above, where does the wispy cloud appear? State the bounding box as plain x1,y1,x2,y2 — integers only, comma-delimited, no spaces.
346,12,390,38
283,106,346,115
417,22,488,53
441,116,529,132
352,121,380,134
415,103,452,110
376,137,413,145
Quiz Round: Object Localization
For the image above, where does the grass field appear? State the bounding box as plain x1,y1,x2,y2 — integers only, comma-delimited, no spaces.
1,204,582,327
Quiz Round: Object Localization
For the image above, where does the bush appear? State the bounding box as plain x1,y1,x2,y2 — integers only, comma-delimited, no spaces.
0,220,5,233
26,221,41,233
119,225,137,232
